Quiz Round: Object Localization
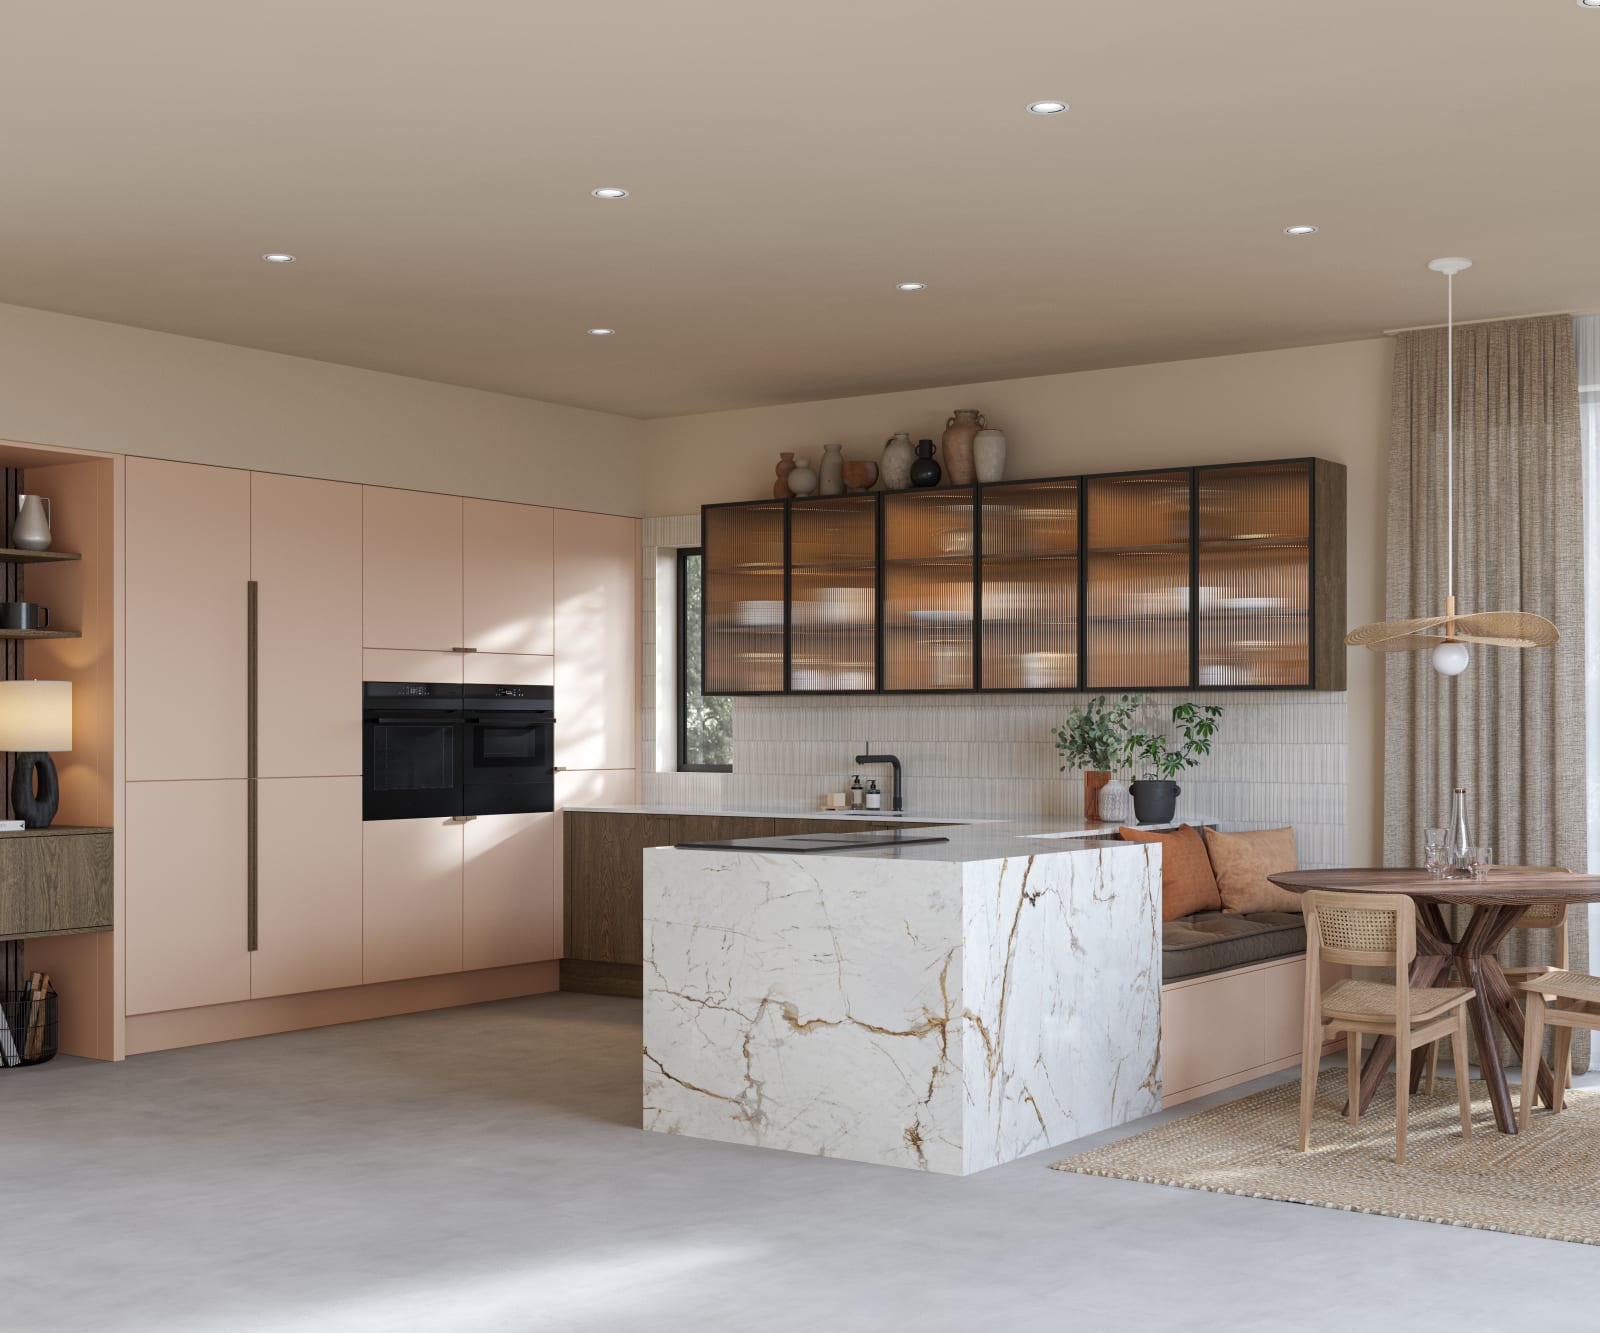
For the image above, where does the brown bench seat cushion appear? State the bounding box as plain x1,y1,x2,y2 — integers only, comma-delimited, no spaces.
1162,910,1306,982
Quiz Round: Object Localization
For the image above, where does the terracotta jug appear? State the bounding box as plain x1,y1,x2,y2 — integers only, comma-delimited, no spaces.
942,410,984,486
773,451,796,498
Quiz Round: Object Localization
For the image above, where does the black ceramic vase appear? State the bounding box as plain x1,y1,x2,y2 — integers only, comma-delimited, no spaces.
909,439,942,488
1128,779,1179,825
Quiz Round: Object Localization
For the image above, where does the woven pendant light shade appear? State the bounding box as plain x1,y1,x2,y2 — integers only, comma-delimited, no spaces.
1345,258,1559,663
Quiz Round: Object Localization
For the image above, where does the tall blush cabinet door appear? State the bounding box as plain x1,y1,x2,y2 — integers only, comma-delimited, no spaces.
553,511,639,772
251,777,363,999
363,817,464,984
463,499,554,655
253,474,363,777
363,487,464,651
125,779,250,1014
125,458,250,781
463,812,556,970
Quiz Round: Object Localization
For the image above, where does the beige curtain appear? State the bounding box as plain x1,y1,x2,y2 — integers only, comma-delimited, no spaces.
1383,314,1587,1067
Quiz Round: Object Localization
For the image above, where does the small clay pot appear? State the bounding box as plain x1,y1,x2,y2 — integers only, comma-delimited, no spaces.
774,451,796,498
842,460,879,493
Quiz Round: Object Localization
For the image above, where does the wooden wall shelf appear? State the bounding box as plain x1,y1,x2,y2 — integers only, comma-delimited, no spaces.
0,548,81,565
0,628,80,641
703,457,1347,695
0,826,113,940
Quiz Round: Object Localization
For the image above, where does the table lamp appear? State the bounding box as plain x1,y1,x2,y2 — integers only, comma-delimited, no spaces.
0,680,72,828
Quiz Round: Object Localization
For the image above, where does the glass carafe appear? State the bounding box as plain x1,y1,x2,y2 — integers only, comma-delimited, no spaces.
1443,785,1472,878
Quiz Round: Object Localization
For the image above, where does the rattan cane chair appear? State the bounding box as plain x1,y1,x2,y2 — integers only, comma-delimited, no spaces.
1300,890,1475,1164
1518,970,1600,1131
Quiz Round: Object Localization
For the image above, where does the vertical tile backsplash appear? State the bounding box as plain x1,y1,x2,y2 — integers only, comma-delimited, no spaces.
642,517,1348,869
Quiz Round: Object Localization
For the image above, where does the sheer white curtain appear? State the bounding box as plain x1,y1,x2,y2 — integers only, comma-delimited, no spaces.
1581,315,1600,980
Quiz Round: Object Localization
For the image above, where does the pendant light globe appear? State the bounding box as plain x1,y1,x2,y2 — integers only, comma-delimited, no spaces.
1432,641,1470,676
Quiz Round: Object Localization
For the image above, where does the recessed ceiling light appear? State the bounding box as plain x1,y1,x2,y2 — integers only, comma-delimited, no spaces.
1027,101,1069,115
587,328,616,336
1283,225,1319,236
261,253,296,263
1579,2,1600,9
591,187,629,199
895,282,927,292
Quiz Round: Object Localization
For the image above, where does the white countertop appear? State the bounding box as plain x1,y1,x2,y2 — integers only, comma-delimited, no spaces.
564,804,990,824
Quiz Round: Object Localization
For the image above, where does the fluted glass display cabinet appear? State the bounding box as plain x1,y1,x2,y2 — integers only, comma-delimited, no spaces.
789,495,878,692
702,500,786,694
700,457,1345,696
980,478,1079,690
882,490,976,691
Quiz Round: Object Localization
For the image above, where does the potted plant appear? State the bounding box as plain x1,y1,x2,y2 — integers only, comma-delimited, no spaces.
1124,702,1224,824
1052,694,1141,821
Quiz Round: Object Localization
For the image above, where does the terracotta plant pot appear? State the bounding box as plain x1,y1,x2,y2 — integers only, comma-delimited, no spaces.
841,460,879,493
1084,770,1111,823
773,451,796,498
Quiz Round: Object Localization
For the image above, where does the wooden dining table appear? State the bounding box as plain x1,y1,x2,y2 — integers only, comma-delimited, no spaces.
1268,867,1600,1134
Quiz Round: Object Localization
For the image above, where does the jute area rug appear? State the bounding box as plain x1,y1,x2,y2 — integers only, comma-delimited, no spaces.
1052,1069,1600,1246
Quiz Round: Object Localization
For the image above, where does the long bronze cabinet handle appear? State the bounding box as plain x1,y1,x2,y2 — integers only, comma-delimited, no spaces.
247,580,259,953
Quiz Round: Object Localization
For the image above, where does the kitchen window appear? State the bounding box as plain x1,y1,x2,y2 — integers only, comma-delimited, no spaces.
678,548,732,772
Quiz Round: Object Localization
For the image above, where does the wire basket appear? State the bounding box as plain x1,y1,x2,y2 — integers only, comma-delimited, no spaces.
0,985,57,1068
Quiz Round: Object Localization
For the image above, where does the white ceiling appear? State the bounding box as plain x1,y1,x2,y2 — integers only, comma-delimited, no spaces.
1,1,1595,418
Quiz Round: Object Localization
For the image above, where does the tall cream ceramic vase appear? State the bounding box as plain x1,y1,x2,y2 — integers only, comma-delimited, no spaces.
13,495,51,551
880,432,915,491
818,443,845,496
941,410,983,486
973,426,1008,484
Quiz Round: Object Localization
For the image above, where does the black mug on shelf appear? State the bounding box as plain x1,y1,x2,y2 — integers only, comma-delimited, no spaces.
0,602,49,631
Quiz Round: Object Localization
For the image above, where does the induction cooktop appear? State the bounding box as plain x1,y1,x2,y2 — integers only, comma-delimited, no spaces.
673,831,951,854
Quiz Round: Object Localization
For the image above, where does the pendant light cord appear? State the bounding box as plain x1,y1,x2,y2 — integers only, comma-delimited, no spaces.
1446,269,1454,605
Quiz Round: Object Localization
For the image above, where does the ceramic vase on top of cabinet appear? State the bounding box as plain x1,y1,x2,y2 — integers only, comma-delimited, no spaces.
788,457,818,496
880,433,915,491
942,410,984,486
973,425,1008,484
818,444,845,497
773,452,796,498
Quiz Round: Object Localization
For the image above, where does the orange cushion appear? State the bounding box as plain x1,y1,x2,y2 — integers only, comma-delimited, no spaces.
1203,827,1303,914
1119,824,1223,921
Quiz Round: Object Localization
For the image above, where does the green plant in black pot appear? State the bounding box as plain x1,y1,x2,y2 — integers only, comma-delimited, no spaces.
1124,702,1224,825
1051,694,1141,821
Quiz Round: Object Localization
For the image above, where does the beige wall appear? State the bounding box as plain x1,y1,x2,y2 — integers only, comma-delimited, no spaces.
643,337,1392,863
0,301,646,516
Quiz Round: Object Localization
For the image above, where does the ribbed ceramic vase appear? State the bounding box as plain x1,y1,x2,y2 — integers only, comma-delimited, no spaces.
880,432,915,491
818,443,845,496
973,426,1008,484
941,410,984,486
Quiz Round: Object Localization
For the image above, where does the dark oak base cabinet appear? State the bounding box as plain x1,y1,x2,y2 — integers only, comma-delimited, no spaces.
0,827,114,940
703,458,1346,694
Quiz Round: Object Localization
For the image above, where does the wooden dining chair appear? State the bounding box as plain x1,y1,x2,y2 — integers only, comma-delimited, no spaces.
1518,970,1600,1131
1300,890,1475,1163
1422,900,1572,1094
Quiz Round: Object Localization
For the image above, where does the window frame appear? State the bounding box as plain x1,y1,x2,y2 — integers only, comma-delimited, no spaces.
676,546,733,773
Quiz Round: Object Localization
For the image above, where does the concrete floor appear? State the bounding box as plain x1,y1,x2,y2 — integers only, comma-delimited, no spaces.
11,992,1599,1332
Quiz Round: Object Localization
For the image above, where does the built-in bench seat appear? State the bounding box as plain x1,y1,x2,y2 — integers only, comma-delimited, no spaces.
1162,910,1305,982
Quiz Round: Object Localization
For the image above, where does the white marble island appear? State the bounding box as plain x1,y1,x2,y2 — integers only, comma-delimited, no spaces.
642,825,1161,1175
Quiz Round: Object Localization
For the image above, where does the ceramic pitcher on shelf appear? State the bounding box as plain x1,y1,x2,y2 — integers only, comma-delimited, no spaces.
818,443,845,496
13,495,51,551
880,432,915,491
941,410,984,486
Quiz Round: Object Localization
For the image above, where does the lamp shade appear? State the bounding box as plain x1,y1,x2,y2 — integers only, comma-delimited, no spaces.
0,680,72,752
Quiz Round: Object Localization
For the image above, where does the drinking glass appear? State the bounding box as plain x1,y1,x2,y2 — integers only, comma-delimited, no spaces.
1423,827,1448,878
1468,846,1493,880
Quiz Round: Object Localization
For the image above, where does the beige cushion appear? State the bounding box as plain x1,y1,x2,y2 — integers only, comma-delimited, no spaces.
1204,826,1303,914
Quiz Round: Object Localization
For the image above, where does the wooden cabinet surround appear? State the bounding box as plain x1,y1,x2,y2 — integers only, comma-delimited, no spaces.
703,457,1347,695
561,812,938,997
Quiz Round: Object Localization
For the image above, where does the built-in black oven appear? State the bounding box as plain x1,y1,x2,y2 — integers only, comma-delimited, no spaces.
362,681,555,821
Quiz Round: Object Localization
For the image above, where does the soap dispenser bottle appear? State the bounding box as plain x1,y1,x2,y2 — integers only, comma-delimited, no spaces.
865,779,882,811
849,775,864,810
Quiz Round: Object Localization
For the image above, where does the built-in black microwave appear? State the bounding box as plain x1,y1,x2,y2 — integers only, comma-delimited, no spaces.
362,681,555,821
